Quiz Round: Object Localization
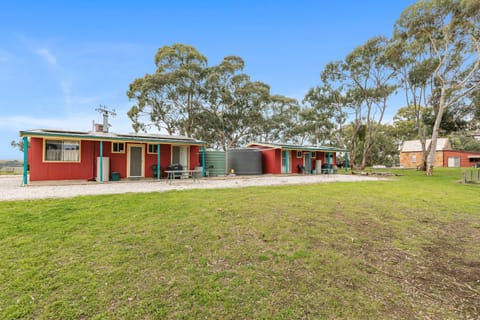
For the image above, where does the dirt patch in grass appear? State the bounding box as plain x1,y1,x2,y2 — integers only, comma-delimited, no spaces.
355,219,480,319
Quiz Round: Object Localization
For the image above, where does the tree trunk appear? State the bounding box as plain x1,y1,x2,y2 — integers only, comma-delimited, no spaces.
419,140,431,171
426,88,447,176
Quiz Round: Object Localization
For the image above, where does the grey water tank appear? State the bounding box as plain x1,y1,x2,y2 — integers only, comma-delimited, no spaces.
227,148,263,175
204,150,226,177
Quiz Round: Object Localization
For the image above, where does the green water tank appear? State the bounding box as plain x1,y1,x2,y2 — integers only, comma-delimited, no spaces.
204,150,226,177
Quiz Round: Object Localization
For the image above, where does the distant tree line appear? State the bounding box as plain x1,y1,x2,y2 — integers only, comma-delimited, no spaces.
124,0,477,174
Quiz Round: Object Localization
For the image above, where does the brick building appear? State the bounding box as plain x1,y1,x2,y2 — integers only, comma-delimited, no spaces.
400,138,480,168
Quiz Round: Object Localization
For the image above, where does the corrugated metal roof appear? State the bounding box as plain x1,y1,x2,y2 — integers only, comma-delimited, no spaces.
247,142,347,152
401,138,451,152
19,129,206,145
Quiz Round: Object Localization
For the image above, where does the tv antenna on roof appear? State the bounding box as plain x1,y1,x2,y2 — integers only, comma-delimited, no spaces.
95,105,116,133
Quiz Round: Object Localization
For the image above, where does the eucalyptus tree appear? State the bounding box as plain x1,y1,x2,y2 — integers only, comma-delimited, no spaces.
302,81,347,146
343,36,398,169
197,56,270,150
471,89,480,130
394,0,480,175
126,44,208,136
388,32,436,170
225,80,270,148
311,37,397,169
256,95,300,144
393,106,427,142
365,123,400,167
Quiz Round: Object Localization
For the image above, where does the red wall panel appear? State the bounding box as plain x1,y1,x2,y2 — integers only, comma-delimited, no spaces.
189,145,201,170
144,144,172,178
28,138,96,181
28,138,203,181
261,149,277,174
99,141,127,178
443,150,480,167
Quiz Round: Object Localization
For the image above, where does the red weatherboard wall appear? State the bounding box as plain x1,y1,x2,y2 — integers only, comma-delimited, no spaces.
443,150,480,167
28,137,203,181
189,145,201,170
28,137,96,181
290,152,302,173
144,144,172,178
250,146,338,174
100,141,127,178
254,147,279,174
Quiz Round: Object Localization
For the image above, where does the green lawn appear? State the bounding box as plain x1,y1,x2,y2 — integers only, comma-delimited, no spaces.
1,169,479,319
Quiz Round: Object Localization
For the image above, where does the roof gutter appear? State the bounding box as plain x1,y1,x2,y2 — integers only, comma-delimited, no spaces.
19,130,206,146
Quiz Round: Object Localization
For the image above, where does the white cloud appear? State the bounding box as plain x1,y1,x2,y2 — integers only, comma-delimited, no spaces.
35,47,57,67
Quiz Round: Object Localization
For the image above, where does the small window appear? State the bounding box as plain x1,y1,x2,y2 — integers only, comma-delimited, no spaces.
44,140,80,162
296,151,302,158
411,154,417,163
148,144,159,154
311,152,316,158
112,142,125,153
447,157,460,168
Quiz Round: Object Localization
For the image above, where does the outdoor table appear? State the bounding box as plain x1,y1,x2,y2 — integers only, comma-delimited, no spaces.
164,169,202,184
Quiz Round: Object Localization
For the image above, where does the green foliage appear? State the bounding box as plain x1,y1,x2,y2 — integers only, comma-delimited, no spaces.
127,44,208,136
301,84,346,146
257,95,300,144
422,105,469,134
1,170,479,318
448,133,480,151
124,0,480,165
393,106,425,141
127,46,275,149
394,0,480,174
307,36,398,169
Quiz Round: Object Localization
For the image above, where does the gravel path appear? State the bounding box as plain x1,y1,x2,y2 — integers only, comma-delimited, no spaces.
0,174,383,201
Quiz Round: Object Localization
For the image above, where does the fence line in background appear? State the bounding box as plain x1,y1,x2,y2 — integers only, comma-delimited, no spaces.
462,169,480,184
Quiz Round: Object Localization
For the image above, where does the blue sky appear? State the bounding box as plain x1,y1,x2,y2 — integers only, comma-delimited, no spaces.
0,0,417,160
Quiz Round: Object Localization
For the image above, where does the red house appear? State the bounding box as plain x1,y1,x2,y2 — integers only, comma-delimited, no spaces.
19,128,206,184
246,142,347,174
400,138,480,168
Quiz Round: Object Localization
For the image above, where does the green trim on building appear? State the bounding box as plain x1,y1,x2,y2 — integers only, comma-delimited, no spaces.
19,129,206,146
247,142,347,153
23,136,28,185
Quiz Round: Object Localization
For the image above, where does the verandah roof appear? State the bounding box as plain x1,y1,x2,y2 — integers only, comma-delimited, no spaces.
247,142,346,153
19,129,206,146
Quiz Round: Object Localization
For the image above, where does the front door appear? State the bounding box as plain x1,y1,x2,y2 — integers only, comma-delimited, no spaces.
303,153,311,173
172,145,189,168
128,144,144,177
281,150,290,173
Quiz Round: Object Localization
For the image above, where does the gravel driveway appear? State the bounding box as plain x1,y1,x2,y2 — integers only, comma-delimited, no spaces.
0,174,382,201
